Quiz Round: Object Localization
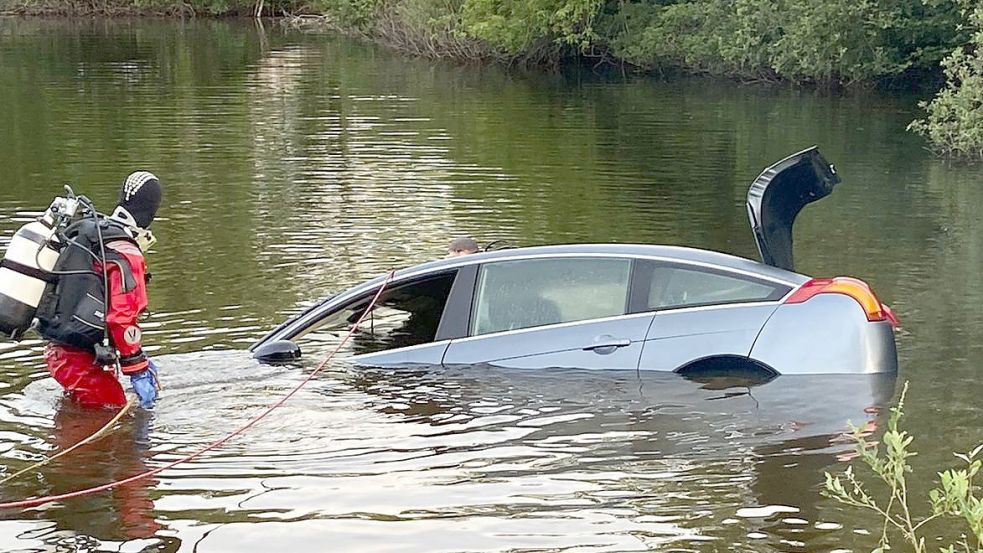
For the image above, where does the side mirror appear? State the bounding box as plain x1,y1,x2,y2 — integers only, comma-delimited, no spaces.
253,340,302,365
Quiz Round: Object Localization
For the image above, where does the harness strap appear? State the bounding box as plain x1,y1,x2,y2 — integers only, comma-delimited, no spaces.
0,258,56,283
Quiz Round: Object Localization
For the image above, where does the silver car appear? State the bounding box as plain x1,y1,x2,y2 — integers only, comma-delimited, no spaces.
252,147,899,376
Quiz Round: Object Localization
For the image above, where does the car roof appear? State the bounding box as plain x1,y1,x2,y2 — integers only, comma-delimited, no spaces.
373,244,810,287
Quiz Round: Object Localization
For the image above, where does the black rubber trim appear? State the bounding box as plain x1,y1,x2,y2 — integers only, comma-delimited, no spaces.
0,258,56,283
673,355,780,378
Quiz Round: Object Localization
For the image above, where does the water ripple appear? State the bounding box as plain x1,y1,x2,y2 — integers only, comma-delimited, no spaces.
0,17,971,553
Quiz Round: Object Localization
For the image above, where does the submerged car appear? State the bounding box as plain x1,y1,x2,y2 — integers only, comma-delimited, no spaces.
251,147,899,376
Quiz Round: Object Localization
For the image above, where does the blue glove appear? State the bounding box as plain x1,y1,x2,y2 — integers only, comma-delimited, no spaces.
130,361,158,409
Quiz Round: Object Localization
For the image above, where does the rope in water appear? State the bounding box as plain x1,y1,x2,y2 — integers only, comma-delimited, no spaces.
0,397,137,487
0,270,395,510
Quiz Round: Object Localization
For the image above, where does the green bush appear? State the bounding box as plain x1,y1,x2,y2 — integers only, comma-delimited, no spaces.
306,0,383,29
769,0,906,85
824,382,983,553
599,1,771,76
598,0,962,86
369,0,508,61
0,0,266,16
909,2,983,160
459,0,603,54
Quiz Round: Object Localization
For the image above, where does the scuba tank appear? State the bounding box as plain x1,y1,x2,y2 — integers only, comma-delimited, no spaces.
0,195,80,339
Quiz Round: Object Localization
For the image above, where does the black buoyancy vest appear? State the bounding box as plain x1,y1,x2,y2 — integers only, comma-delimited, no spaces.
35,217,139,351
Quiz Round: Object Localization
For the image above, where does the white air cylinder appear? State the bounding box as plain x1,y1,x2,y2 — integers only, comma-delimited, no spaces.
0,199,73,339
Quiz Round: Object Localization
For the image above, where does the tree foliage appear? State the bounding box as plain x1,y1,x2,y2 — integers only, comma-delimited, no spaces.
909,1,983,159
459,0,602,54
598,0,962,85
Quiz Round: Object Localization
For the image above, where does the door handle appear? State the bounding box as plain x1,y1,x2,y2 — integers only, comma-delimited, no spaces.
583,335,631,354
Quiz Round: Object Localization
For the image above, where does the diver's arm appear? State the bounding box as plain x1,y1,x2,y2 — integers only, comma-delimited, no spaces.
105,243,150,375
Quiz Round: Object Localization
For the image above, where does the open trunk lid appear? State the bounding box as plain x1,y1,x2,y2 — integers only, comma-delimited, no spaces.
746,146,840,272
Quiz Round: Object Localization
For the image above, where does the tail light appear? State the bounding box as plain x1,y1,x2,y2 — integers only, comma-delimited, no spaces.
785,277,899,327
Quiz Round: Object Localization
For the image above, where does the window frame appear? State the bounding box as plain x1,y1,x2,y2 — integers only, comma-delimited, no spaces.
286,269,468,352
628,260,791,314
467,256,636,337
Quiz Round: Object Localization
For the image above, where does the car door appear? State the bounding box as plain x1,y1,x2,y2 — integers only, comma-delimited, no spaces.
632,261,793,372
441,256,654,370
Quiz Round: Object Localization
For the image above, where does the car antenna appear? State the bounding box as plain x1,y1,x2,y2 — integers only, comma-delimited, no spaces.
483,240,515,252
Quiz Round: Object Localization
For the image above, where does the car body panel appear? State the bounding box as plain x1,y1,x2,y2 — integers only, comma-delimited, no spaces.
442,312,655,370
350,340,451,368
639,303,781,372
750,294,898,375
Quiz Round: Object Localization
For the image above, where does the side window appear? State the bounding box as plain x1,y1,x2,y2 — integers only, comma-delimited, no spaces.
472,257,632,336
637,263,789,311
298,273,457,354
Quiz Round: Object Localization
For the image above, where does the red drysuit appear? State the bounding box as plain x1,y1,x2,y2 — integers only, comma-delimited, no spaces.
45,239,149,408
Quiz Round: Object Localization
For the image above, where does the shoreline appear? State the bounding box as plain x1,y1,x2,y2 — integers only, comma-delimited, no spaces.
0,5,949,94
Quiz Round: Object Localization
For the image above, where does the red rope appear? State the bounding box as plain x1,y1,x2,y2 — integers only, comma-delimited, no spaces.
0,271,395,510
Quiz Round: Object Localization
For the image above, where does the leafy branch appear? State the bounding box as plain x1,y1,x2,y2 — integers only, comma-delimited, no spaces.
823,382,983,553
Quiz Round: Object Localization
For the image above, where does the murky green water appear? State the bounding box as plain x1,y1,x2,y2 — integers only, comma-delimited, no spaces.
1,17,982,552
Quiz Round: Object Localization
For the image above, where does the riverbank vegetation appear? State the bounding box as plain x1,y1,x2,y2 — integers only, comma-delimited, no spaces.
3,0,982,158
0,0,968,86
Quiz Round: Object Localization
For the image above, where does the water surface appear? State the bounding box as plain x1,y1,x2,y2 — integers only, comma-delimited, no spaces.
0,17,981,552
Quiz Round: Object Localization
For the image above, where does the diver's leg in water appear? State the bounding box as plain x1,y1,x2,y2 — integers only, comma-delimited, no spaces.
45,344,127,408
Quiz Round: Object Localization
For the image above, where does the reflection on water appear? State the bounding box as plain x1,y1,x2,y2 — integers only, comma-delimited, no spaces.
3,354,896,552
0,17,980,553
1,349,894,552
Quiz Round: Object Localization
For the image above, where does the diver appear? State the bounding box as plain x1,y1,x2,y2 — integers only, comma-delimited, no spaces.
40,172,163,409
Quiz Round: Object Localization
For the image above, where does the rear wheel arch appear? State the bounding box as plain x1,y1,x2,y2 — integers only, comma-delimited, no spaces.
674,355,780,380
